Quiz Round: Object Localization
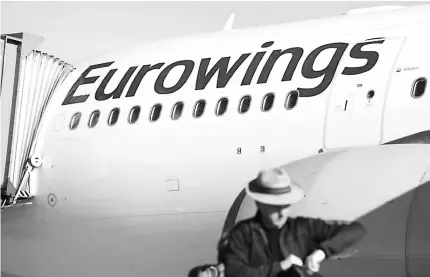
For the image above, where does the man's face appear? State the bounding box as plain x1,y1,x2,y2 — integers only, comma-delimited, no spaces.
257,202,291,229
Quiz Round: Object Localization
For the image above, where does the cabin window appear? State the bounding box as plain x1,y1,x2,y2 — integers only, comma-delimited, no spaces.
193,100,206,118
261,93,275,112
150,104,162,122
88,110,100,128
171,102,184,120
128,106,141,124
216,98,228,116
108,108,120,126
285,90,299,110
239,95,251,114
69,112,82,130
411,77,427,98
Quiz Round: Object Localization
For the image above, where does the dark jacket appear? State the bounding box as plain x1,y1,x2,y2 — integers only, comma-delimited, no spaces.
218,212,366,277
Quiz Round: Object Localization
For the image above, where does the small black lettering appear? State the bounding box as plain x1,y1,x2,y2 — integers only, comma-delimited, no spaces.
62,62,114,105
154,60,194,94
299,42,348,97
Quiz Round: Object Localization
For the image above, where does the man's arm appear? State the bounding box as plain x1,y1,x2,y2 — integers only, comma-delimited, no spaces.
219,226,283,277
306,218,367,258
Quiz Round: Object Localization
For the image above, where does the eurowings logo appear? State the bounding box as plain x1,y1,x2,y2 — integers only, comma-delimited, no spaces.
62,39,385,106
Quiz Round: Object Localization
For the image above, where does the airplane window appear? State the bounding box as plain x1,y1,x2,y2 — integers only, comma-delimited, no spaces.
193,100,206,118
108,108,120,126
69,112,82,130
171,102,184,120
261,93,275,112
285,90,299,110
128,106,141,124
216,98,228,116
88,110,100,128
239,95,251,114
412,77,427,99
150,104,162,122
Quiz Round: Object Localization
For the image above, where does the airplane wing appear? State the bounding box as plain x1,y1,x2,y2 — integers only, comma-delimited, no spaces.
279,144,430,221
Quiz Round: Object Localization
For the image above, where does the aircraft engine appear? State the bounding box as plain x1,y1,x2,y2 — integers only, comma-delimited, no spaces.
223,144,430,277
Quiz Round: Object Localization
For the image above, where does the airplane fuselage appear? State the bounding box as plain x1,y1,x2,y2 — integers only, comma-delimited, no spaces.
3,5,430,277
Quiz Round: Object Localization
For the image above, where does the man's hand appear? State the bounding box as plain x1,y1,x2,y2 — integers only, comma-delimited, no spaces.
305,249,326,273
280,254,303,271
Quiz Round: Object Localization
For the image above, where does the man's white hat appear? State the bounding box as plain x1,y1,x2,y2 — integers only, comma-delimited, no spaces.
245,168,305,206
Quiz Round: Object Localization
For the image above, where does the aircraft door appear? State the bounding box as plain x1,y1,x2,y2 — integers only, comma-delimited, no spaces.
406,180,430,277
323,37,405,150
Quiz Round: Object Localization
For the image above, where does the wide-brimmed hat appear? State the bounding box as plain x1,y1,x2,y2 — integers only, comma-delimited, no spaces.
245,168,305,206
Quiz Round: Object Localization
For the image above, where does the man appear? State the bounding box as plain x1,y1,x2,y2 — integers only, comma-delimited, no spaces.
218,167,367,277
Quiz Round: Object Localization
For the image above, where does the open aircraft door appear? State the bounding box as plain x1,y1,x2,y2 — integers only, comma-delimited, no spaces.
323,36,406,150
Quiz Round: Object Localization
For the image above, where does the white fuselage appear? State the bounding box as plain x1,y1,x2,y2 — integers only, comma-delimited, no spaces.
3,5,430,277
